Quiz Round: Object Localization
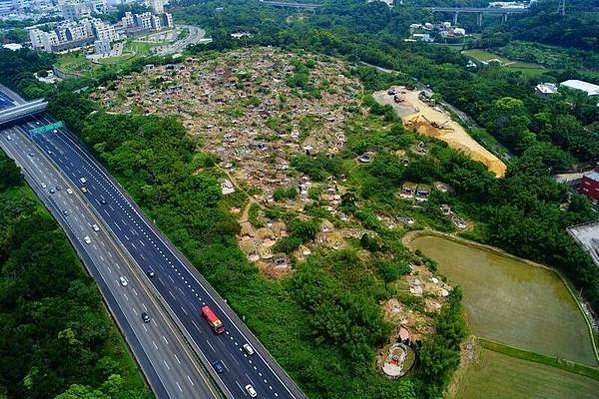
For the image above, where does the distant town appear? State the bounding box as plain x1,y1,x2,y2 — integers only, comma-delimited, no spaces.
1,0,175,56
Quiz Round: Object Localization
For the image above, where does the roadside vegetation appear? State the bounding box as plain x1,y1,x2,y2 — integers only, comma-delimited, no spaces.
0,153,150,399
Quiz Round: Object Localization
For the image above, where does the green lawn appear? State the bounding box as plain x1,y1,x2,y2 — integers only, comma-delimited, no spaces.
462,49,547,77
411,235,597,366
453,349,599,399
54,39,162,77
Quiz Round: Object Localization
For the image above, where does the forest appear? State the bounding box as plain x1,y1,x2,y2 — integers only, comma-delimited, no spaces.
0,152,150,399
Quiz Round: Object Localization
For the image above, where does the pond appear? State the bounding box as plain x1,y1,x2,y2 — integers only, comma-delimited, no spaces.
411,235,597,366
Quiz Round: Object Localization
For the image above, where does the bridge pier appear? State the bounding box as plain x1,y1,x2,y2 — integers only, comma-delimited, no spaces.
503,13,508,23
453,11,459,25
477,12,483,27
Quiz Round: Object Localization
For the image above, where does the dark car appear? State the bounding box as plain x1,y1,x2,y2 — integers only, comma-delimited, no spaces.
147,270,156,278
63,210,69,215
49,188,55,194
141,312,151,323
28,152,34,157
100,199,106,205
55,186,61,191
212,360,225,374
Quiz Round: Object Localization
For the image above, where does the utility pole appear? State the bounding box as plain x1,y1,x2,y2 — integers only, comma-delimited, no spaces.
557,0,566,16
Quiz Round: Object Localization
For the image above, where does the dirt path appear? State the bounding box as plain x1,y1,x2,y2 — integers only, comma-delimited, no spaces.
375,89,506,177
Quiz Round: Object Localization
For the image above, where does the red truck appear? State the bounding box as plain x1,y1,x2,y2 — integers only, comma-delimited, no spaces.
201,305,225,334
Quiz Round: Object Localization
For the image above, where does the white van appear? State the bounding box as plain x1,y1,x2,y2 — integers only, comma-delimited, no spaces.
242,343,255,356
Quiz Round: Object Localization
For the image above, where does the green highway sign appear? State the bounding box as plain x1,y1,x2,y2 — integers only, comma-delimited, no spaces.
30,121,64,135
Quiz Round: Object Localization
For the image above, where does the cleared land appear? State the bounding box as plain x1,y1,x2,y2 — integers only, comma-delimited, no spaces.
452,348,599,399
411,235,597,366
374,89,506,177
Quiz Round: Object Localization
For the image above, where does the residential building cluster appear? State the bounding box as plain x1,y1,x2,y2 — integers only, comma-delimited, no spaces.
28,17,118,52
121,11,173,35
25,0,174,54
60,0,107,20
407,22,466,43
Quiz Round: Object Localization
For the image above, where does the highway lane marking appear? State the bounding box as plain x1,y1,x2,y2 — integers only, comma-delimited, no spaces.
139,240,145,247
152,340,158,350
187,375,195,386
124,234,129,241
132,288,138,296
100,255,105,261
152,319,157,327
116,263,121,269
175,381,181,392
114,221,122,231
143,325,148,333
169,290,176,299
174,354,181,364
142,303,148,311
229,352,241,366
100,241,105,247
206,340,216,353
221,359,230,372
108,252,113,258
163,360,170,371
246,374,255,386
168,275,175,283
192,320,202,332
235,381,244,395
180,306,188,315
162,335,169,345
131,307,137,315
123,293,129,301
131,242,137,250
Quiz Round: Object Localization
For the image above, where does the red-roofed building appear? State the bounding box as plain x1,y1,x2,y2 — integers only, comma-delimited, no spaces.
579,163,599,202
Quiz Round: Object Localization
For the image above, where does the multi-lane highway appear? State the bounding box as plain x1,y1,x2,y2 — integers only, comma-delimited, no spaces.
0,81,305,399
0,125,222,399
22,112,305,399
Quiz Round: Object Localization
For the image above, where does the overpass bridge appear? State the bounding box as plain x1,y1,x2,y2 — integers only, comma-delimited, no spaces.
0,98,48,126
260,0,322,11
427,7,528,26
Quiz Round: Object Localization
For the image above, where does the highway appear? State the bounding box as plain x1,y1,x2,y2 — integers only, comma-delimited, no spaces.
21,112,306,399
0,91,15,110
0,125,222,399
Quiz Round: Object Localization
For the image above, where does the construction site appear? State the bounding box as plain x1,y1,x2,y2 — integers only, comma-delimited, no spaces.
374,87,507,177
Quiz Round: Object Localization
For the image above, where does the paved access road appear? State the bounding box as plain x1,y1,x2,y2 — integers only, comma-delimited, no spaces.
23,113,306,399
0,126,222,399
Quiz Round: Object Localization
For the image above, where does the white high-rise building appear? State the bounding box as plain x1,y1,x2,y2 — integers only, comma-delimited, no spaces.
93,19,119,42
134,12,152,30
122,11,134,27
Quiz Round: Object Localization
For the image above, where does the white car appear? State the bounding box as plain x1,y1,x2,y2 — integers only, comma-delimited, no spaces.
41,183,47,189
119,276,128,286
92,224,100,232
6,135,11,141
242,343,255,356
66,188,73,195
79,177,87,184
83,236,91,244
245,385,257,398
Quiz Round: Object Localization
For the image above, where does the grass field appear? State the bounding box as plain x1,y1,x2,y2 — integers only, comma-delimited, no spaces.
54,39,162,77
462,49,547,77
452,349,599,399
411,235,597,366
